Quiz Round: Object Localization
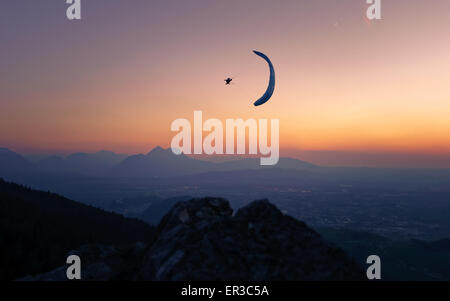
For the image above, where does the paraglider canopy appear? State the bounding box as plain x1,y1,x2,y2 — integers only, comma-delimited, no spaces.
253,50,275,107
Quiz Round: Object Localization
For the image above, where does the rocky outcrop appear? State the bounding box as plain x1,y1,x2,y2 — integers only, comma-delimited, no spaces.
21,198,364,281
141,198,364,281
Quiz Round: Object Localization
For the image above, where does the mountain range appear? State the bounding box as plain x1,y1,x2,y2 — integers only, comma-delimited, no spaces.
34,151,127,176
0,146,317,178
0,148,35,174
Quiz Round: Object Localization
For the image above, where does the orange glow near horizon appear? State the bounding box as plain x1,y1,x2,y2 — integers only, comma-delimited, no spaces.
1,0,450,167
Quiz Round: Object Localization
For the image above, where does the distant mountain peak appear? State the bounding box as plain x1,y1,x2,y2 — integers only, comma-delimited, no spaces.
147,146,183,158
147,146,167,156
0,148,34,173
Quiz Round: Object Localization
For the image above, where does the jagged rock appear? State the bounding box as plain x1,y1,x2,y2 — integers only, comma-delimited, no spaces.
22,198,365,281
141,198,364,281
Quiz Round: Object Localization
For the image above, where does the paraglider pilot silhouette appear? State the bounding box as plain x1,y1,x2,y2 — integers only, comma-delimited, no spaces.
224,51,275,106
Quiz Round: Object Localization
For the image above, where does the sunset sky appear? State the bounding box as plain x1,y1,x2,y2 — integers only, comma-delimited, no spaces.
1,0,450,167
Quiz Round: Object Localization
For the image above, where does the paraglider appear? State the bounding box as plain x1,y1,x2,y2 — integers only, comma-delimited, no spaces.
253,50,275,107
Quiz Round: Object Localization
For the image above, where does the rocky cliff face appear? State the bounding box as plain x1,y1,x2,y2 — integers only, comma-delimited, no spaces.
142,198,363,281
21,198,364,281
